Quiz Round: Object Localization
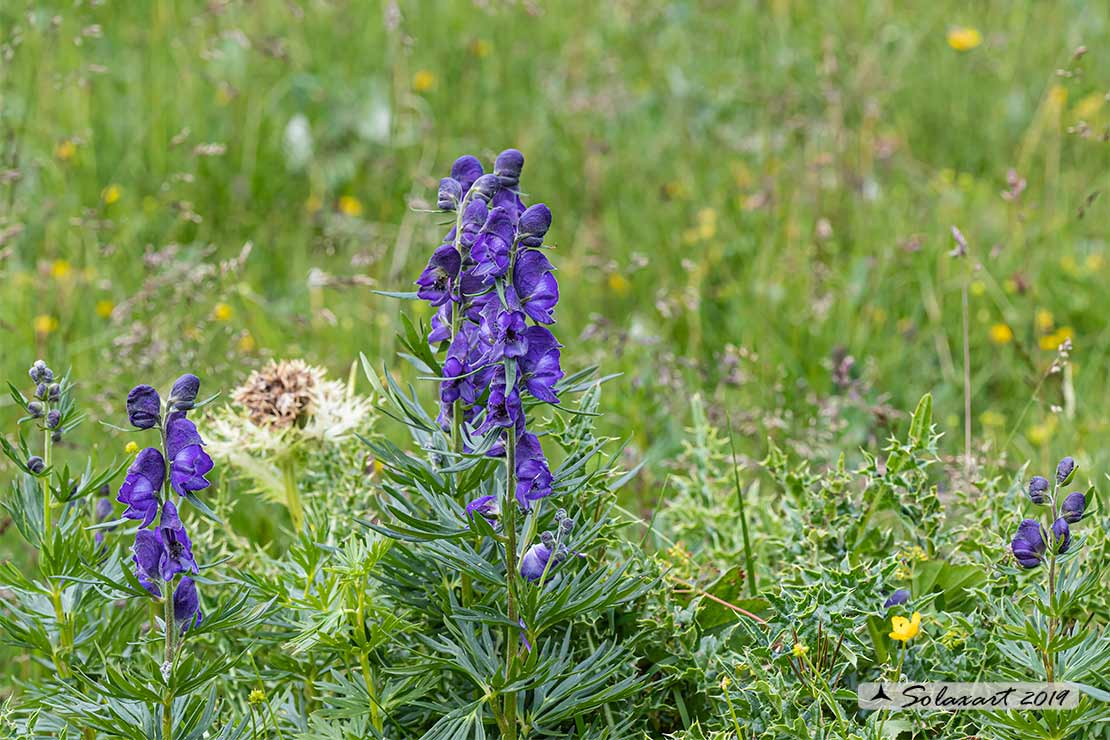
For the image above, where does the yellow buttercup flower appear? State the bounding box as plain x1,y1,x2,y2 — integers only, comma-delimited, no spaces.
33,315,59,335
1035,309,1054,332
213,303,233,322
607,273,631,296
413,70,436,92
338,195,363,217
96,300,115,318
947,27,982,52
238,333,257,353
988,323,1013,345
51,260,72,280
1039,326,1074,351
791,642,809,658
125,441,140,455
889,612,921,642
55,139,77,161
101,184,122,205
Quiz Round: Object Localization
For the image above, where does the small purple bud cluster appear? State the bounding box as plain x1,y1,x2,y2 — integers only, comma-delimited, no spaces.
416,150,563,511
1011,455,1087,569
118,374,210,630
521,508,575,582
25,359,63,445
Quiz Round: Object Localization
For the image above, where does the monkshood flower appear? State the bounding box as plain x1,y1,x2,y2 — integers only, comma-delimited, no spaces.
451,154,484,195
512,249,558,324
416,244,462,307
168,373,201,411
520,326,563,404
516,432,553,506
1051,518,1071,554
117,447,166,527
27,455,45,474
494,148,524,189
173,576,203,630
438,177,462,211
883,589,911,608
166,413,214,496
126,384,162,429
1027,475,1050,505
478,306,529,361
1011,518,1046,568
158,500,200,579
1056,456,1077,486
131,533,202,631
1061,492,1086,523
465,495,500,524
517,203,551,247
470,206,516,281
520,541,554,582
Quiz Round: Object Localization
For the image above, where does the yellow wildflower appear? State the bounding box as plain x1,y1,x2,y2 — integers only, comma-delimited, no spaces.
947,27,982,52
889,612,922,642
969,280,985,297
338,195,363,217
988,323,1013,345
33,315,59,334
248,688,266,705
125,441,140,455
51,260,72,280
1027,417,1057,446
213,303,233,322
607,273,631,296
792,643,809,658
96,300,115,318
55,140,77,161
1035,309,1054,332
238,333,257,353
412,70,436,92
469,39,491,58
101,184,122,205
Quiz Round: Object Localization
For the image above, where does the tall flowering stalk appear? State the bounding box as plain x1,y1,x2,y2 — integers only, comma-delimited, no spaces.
415,149,564,737
118,374,212,740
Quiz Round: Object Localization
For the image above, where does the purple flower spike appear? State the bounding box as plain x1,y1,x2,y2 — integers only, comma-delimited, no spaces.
518,204,552,247
166,415,214,496
465,494,500,524
521,326,563,404
126,384,161,429
520,542,554,582
514,249,559,324
883,589,910,608
416,244,462,307
516,432,553,507
471,207,515,281
1011,518,1046,568
450,155,484,195
494,148,524,188
158,500,199,581
1051,518,1072,554
1061,492,1086,523
173,576,203,631
117,447,166,527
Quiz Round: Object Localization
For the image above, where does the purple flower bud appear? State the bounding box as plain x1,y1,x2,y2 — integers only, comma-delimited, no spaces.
132,528,163,588
95,496,114,522
28,360,47,383
1011,518,1046,568
126,384,162,429
438,177,462,210
494,148,524,188
52,430,62,443
27,455,45,474
465,494,500,524
518,203,552,247
46,409,61,430
520,542,555,582
169,374,201,411
883,589,910,608
48,383,60,401
469,174,500,203
1056,456,1076,485
35,383,47,400
1027,476,1050,504
1061,492,1086,523
450,155,484,195
26,401,43,418
173,576,203,631
1051,517,1071,554
41,367,55,383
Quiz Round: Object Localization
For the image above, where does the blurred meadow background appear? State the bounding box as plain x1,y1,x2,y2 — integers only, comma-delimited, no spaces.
2,0,1109,508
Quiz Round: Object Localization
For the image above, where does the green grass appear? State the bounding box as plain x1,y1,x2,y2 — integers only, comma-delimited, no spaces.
2,0,1109,493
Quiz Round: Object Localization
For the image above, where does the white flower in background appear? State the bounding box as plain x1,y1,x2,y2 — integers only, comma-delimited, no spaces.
206,359,374,530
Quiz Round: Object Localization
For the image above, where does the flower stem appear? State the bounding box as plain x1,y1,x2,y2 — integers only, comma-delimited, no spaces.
502,431,519,740
356,588,383,732
42,422,52,534
163,584,175,740
280,457,305,532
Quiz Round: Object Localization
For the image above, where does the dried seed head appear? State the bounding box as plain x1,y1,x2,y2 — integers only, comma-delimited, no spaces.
232,359,322,429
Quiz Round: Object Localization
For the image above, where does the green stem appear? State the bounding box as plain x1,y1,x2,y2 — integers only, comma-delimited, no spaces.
42,423,53,534
502,431,519,740
356,588,383,732
281,457,305,532
163,584,175,740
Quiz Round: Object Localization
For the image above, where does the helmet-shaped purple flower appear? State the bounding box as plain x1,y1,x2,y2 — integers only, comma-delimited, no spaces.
494,148,524,189
1056,456,1077,486
132,527,164,595
117,447,166,527
1061,492,1086,523
520,541,555,582
520,326,563,404
166,414,214,496
1051,517,1071,554
126,384,161,429
513,249,558,325
518,204,552,247
471,207,516,281
169,374,201,411
469,174,500,203
173,576,203,631
515,432,553,507
438,177,462,211
883,589,911,608
158,500,199,580
465,494,500,525
1011,519,1046,568
450,155,484,195
416,244,462,307
1027,475,1050,505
